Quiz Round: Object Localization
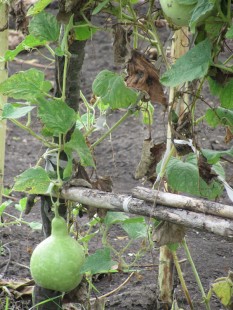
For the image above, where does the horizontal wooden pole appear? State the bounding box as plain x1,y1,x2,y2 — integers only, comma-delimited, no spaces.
132,186,233,220
61,187,233,239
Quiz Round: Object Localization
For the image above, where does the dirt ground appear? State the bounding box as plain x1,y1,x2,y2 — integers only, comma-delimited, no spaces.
1,8,233,310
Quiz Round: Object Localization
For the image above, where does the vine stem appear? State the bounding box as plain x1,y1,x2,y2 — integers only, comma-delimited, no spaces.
172,251,194,310
91,93,144,150
11,119,57,148
182,238,211,310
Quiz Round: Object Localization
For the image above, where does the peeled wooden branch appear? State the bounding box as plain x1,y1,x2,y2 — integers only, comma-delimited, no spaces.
132,186,233,220
61,187,233,239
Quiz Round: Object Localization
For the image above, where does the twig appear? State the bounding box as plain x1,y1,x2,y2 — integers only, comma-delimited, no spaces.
90,272,135,302
11,261,30,270
13,57,54,70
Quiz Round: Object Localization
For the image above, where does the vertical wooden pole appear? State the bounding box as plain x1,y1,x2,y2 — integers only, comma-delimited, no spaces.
157,28,189,309
158,245,174,308
0,3,8,205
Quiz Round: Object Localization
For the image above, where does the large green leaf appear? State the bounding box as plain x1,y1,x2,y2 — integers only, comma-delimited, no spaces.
0,69,52,102
160,39,212,87
208,77,233,109
104,211,129,227
29,11,60,42
205,107,233,127
121,217,148,239
37,98,77,136
3,35,46,61
1,103,35,119
202,147,233,164
13,167,51,194
189,0,216,32
81,248,117,274
73,22,97,41
92,70,137,109
64,128,95,167
166,155,222,199
27,0,52,16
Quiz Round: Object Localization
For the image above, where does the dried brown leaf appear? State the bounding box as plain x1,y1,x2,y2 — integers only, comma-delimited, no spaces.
225,127,233,144
153,222,186,246
125,50,167,106
112,24,131,65
135,139,166,181
198,154,217,184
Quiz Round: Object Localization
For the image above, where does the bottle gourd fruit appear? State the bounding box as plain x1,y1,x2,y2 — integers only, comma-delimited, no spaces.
30,215,85,292
159,0,196,27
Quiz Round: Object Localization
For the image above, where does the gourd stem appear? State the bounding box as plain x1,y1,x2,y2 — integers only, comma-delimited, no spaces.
54,201,60,218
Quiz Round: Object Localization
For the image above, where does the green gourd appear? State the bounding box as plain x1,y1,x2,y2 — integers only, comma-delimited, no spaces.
30,215,85,292
160,0,197,27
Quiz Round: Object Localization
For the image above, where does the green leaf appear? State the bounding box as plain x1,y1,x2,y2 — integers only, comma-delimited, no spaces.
226,25,233,39
208,77,221,96
121,217,148,239
15,197,27,212
13,167,51,194
76,113,94,130
37,98,77,136
64,128,95,167
202,147,233,164
81,248,117,274
92,70,137,109
166,155,222,199
63,156,73,180
104,211,129,227
208,77,233,109
212,279,232,306
1,103,35,119
92,0,110,15
79,233,97,244
160,39,212,87
4,35,47,61
205,108,233,127
0,69,52,102
204,17,225,41
0,200,12,217
189,0,215,32
74,22,97,41
28,221,42,230
29,11,60,42
27,0,52,16
140,102,154,125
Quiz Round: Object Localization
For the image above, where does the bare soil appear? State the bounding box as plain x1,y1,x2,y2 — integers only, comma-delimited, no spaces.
1,11,233,310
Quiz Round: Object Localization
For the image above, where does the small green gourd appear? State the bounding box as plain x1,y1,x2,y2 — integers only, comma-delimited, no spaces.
30,215,85,292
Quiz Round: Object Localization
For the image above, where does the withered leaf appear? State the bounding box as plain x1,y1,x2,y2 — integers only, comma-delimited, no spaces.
112,24,131,65
125,50,167,106
153,221,186,246
135,139,166,181
171,111,193,156
225,126,233,144
198,154,217,184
